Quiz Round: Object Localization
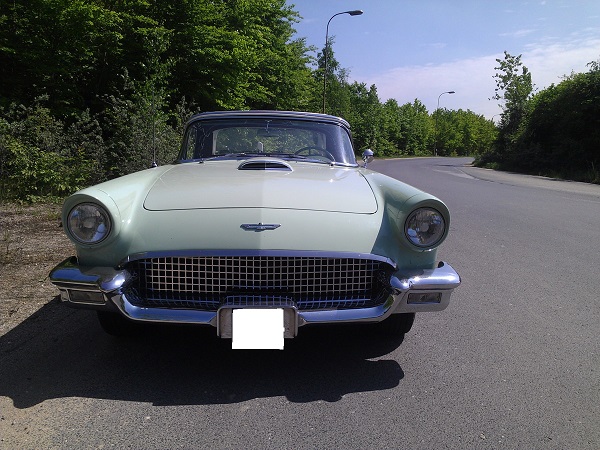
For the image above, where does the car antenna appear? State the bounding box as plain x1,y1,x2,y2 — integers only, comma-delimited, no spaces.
150,87,158,168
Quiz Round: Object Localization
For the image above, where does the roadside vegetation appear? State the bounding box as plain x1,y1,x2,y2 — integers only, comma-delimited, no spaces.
0,1,598,203
476,52,600,184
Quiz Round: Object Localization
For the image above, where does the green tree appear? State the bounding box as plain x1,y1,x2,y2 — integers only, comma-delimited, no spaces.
101,72,186,178
345,83,382,153
397,100,432,156
492,51,534,124
156,0,313,111
379,99,404,156
0,0,315,114
514,64,600,180
315,36,352,116
478,54,599,182
490,51,534,162
0,0,128,114
434,109,497,156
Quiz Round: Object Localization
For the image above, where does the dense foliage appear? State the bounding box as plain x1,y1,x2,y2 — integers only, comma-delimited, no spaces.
1,2,596,201
478,52,600,183
1,0,317,199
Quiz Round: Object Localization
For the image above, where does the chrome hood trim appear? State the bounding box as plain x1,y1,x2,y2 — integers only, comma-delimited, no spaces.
119,249,396,267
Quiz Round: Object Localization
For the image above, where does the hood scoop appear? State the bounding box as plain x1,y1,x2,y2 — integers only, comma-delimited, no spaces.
238,158,292,171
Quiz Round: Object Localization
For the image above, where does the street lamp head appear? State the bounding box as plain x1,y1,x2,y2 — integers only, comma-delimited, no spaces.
322,9,364,114
448,91,455,94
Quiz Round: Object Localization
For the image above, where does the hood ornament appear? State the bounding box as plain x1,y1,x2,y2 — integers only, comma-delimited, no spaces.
241,223,281,232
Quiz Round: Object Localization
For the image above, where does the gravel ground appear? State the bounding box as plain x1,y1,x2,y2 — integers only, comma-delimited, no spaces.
0,202,73,336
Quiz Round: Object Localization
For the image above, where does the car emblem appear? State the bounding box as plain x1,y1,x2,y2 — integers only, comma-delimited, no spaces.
241,223,281,232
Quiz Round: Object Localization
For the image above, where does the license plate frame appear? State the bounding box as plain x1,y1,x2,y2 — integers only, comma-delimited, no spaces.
217,306,298,349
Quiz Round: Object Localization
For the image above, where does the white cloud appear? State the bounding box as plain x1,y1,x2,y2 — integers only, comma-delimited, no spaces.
524,37,600,87
358,36,600,119
500,29,537,38
422,42,448,50
358,55,502,118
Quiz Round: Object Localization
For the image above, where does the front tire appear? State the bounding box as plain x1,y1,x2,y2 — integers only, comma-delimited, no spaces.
96,311,139,337
377,313,415,337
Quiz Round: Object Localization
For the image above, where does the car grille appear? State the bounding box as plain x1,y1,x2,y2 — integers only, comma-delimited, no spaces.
123,255,393,311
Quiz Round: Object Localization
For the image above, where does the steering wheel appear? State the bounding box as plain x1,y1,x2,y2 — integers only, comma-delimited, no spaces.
294,146,335,161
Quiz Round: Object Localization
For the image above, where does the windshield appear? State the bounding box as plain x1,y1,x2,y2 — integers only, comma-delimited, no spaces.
179,118,357,166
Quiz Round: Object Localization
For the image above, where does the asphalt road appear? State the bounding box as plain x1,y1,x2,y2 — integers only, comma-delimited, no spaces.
1,157,599,449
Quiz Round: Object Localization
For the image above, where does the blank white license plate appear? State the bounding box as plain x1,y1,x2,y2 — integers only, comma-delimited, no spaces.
232,309,285,350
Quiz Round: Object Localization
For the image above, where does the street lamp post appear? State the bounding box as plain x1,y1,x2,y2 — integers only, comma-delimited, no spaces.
322,10,363,114
434,90,455,156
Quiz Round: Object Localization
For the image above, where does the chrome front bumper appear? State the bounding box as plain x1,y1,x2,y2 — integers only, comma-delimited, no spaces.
50,257,460,337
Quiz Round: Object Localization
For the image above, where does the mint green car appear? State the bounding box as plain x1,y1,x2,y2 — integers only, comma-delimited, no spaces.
50,111,460,349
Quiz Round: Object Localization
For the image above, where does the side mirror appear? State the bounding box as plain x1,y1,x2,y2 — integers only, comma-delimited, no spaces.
362,149,374,168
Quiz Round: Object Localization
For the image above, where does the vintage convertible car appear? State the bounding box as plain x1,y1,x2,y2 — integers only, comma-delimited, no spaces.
50,110,460,349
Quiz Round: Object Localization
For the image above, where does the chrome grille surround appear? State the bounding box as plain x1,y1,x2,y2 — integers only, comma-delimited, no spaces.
122,251,394,312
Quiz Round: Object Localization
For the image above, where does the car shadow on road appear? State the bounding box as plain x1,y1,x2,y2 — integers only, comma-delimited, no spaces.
0,299,406,409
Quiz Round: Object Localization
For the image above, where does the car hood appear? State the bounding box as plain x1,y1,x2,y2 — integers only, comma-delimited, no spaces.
143,160,377,214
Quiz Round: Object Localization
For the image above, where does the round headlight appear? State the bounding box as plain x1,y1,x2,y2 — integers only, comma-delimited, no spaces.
67,203,112,244
405,207,446,248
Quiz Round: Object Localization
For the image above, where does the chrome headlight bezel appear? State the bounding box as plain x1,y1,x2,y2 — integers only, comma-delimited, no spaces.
404,207,446,249
67,203,112,245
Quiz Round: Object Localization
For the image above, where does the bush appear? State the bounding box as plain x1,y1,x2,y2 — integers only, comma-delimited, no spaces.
0,102,103,202
484,62,600,183
0,90,190,202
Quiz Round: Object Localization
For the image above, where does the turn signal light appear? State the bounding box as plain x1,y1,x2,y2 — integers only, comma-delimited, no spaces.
68,290,105,305
407,292,442,304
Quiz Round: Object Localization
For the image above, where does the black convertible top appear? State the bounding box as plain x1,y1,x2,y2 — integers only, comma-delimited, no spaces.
187,110,351,129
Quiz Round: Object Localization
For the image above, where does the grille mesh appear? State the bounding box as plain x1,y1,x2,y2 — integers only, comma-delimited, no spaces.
124,255,392,311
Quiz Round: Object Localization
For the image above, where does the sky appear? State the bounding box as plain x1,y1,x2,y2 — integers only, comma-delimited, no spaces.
285,0,600,119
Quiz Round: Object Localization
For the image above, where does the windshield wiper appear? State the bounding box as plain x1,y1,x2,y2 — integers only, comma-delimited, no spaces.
202,152,263,161
270,153,339,164
209,152,310,160
203,152,337,164
224,152,264,158
267,153,308,159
